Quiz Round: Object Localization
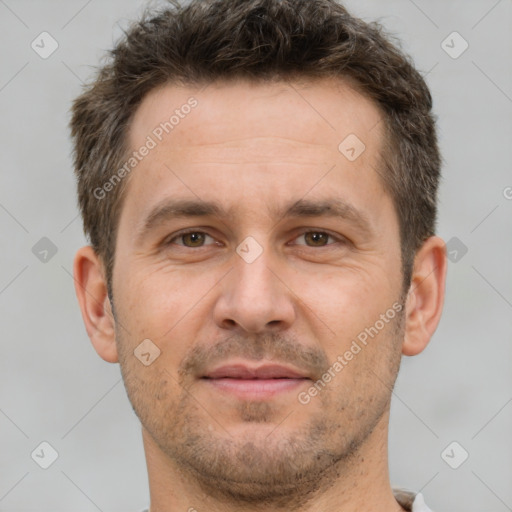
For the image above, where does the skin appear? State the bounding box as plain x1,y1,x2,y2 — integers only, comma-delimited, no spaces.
74,77,447,512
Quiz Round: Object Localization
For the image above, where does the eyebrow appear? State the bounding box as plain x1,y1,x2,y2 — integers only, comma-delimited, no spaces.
280,198,372,235
135,196,373,244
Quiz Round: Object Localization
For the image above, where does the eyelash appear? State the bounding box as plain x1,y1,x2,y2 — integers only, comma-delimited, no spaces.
165,228,346,248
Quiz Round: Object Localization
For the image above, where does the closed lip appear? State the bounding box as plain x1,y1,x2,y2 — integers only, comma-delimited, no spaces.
202,363,309,380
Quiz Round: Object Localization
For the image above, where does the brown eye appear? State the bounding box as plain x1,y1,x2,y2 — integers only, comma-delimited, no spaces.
168,231,215,247
181,232,206,247
293,231,339,247
303,232,331,246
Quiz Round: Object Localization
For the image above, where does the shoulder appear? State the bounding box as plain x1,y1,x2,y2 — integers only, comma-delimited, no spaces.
393,488,435,512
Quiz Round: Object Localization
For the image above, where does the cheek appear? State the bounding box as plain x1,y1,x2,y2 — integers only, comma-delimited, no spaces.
115,265,222,363
119,265,196,319
290,266,396,344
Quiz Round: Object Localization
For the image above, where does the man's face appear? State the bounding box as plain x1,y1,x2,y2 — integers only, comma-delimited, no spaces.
112,78,405,501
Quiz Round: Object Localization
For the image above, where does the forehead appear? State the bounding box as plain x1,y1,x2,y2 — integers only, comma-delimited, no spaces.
121,78,388,227
129,77,383,155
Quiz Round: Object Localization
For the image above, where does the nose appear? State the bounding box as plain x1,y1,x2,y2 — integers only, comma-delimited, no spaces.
213,246,296,334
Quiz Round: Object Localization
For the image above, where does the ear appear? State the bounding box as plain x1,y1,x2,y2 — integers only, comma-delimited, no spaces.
402,236,447,356
73,246,118,363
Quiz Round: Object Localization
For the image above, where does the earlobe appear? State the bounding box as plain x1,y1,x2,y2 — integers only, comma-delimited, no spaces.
73,246,119,363
402,236,447,356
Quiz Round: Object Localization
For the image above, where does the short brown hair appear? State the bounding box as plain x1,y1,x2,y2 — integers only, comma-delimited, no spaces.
70,0,441,296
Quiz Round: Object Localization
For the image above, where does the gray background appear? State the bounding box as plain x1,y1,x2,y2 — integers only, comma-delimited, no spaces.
1,0,511,510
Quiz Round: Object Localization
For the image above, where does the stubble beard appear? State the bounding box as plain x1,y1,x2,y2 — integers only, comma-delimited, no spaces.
115,307,405,508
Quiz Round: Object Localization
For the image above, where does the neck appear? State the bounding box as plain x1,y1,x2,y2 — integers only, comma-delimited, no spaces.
142,410,404,512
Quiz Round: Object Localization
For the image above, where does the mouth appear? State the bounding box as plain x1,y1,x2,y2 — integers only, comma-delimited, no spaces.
201,363,310,400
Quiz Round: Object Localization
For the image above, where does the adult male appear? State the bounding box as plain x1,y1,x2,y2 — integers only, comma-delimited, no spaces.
70,0,447,510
